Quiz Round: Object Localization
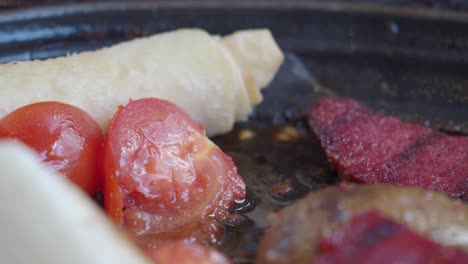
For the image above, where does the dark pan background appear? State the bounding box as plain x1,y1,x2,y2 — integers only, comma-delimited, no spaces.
0,2,467,263
5,0,468,12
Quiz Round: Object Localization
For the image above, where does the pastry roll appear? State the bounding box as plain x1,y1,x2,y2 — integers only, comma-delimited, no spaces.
0,28,284,136
0,141,151,264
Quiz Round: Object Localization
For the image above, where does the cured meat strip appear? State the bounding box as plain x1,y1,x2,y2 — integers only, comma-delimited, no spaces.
316,210,468,264
309,97,468,199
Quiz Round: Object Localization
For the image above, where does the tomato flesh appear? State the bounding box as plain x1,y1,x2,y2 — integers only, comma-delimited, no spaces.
103,98,246,240
0,102,104,194
135,220,222,249
145,240,231,264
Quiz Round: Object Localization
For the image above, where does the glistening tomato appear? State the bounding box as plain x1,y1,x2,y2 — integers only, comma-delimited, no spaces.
103,98,245,240
0,102,104,195
145,240,231,264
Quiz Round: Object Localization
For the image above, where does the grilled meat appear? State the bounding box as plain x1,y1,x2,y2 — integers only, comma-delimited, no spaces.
256,184,468,264
316,210,468,264
308,97,468,199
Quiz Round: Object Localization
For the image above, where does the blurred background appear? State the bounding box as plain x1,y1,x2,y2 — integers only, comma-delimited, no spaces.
1,0,468,11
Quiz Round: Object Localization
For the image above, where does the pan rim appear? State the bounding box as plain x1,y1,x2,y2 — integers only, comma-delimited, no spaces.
1,1,468,24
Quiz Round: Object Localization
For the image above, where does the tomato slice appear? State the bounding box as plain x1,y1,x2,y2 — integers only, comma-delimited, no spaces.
103,98,245,239
135,219,222,249
145,240,231,264
0,102,104,195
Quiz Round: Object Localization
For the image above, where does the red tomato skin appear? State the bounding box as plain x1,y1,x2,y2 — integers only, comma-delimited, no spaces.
0,102,104,194
103,98,246,238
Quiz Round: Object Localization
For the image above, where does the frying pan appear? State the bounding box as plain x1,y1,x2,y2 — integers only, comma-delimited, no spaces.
0,2,467,263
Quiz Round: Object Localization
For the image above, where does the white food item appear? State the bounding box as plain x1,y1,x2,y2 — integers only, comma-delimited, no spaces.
0,28,284,136
0,141,151,264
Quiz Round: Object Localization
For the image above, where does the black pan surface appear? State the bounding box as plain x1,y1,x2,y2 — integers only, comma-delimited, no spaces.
0,2,467,263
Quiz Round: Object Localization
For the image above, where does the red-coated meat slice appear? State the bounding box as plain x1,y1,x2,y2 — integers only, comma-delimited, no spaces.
316,210,468,264
309,97,468,199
